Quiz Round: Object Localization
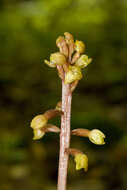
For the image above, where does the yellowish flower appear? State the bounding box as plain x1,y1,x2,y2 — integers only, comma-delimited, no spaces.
75,55,92,68
50,52,66,66
74,153,88,172
65,66,82,84
33,129,45,140
89,129,105,145
44,52,66,68
30,115,48,129
75,40,85,54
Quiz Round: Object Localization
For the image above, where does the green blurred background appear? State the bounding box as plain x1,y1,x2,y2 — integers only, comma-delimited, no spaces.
0,0,127,189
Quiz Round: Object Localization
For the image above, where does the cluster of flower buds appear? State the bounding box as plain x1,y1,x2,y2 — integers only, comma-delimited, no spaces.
44,32,92,87
30,103,62,140
72,128,105,145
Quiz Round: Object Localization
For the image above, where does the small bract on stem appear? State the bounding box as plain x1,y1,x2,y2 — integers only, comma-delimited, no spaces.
30,32,106,190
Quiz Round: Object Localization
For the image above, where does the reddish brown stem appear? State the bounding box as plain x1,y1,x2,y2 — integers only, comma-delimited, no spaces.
57,81,72,190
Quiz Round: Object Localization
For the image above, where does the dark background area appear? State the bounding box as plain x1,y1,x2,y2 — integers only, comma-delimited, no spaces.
0,0,127,190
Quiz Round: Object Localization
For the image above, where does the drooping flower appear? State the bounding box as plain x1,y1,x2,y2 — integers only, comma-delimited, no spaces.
44,52,66,68
74,153,88,172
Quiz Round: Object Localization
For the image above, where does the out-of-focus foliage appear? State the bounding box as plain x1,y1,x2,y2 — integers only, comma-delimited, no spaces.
0,0,127,189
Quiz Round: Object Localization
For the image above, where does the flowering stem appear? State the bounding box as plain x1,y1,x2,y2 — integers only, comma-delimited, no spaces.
57,81,72,190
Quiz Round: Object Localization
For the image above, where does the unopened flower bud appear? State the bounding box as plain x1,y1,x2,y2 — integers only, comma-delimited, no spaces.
30,115,48,129
64,32,75,62
33,129,45,140
71,52,80,64
74,153,88,172
65,66,82,84
64,32,74,44
50,52,66,66
75,40,85,54
89,129,105,145
56,36,68,57
75,55,92,68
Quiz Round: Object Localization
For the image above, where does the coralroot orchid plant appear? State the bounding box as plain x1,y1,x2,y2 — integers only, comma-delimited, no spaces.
30,32,106,190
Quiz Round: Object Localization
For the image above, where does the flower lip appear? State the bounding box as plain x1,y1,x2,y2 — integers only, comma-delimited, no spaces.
33,129,45,140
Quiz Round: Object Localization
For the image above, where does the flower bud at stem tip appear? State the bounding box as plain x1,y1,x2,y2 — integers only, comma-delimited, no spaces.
75,40,85,54
56,36,69,57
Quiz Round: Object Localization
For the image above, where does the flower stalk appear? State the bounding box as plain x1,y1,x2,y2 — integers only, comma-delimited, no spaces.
72,128,90,137
43,109,63,120
57,82,72,190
